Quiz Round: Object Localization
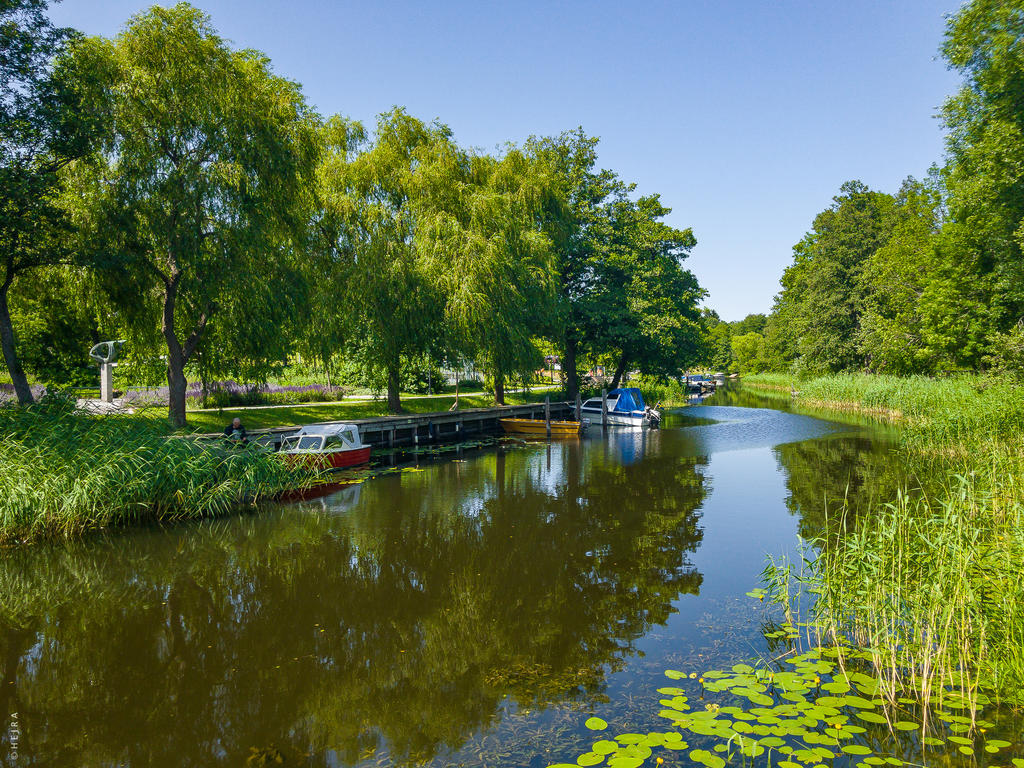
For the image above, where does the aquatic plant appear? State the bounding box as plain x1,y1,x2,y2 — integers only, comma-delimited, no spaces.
550,644,1021,768
0,392,312,542
763,467,1024,711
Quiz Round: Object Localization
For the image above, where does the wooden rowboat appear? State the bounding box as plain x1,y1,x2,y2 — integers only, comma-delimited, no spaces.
499,418,586,437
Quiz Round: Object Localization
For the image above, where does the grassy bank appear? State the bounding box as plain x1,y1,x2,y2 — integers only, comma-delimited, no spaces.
182,388,559,431
745,372,1024,705
744,371,1024,447
0,395,310,543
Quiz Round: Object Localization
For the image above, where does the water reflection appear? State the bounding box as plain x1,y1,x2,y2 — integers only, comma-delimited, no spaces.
0,436,706,768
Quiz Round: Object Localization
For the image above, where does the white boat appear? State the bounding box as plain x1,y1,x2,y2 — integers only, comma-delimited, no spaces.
279,424,371,469
580,388,660,427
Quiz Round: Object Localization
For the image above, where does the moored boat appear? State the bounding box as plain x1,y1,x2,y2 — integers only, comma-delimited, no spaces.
499,418,588,437
279,424,371,470
580,387,660,427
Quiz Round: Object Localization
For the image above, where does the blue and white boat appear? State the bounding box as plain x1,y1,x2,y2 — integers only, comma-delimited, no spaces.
580,387,660,427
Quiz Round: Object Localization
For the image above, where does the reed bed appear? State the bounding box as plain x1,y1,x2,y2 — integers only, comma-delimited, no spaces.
745,371,1024,448
767,465,1024,710
746,372,1024,706
0,393,309,543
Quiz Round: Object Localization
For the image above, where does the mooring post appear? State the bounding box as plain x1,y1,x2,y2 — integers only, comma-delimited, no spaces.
545,396,551,438
575,393,582,422
601,388,608,427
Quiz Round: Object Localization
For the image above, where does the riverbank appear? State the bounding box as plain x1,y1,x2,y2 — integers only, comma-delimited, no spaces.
181,387,560,432
0,394,311,544
743,371,1024,448
742,372,1024,706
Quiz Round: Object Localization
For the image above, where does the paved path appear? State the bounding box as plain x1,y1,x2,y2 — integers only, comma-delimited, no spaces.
75,385,562,415
186,386,561,413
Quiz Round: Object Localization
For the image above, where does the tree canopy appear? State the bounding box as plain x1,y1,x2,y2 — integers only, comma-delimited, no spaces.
76,2,319,424
1,2,708,421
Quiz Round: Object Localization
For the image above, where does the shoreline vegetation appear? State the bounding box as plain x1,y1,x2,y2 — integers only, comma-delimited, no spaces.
0,385,565,543
0,393,315,544
741,372,1024,708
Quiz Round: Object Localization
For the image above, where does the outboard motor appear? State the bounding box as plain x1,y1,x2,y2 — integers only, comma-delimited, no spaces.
646,405,661,427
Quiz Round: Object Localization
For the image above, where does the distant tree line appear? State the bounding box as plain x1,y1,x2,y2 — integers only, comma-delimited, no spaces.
706,0,1024,378
0,1,706,424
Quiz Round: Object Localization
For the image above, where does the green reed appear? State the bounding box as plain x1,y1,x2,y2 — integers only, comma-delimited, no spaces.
745,371,1024,448
0,393,311,543
739,373,1024,705
764,459,1024,709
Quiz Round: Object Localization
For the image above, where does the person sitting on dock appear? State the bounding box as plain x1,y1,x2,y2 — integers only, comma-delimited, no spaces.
223,417,248,446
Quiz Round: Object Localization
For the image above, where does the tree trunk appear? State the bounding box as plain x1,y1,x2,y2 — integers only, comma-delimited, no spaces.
610,352,629,390
323,348,333,389
386,363,403,413
564,335,579,402
162,278,190,427
161,276,214,427
0,283,34,405
166,341,188,427
494,373,505,405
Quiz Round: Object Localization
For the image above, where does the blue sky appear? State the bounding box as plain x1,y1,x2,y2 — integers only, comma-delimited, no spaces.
50,0,962,321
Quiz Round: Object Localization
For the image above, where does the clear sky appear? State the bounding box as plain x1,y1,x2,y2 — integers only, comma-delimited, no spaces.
49,0,963,321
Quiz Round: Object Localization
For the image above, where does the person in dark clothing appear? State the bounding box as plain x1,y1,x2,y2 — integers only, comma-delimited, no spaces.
223,417,248,445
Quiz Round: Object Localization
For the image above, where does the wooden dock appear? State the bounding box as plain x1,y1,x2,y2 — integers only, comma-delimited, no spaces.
220,401,577,450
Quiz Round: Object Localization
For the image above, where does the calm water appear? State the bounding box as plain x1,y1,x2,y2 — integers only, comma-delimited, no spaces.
0,392,932,767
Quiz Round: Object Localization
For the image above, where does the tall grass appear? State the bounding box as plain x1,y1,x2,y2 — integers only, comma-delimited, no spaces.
0,393,310,543
745,371,1024,447
767,465,1024,708
746,372,1024,705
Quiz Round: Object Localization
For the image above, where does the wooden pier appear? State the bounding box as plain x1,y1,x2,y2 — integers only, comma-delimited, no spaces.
229,401,577,451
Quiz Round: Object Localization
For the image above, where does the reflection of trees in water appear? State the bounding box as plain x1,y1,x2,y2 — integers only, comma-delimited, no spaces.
0,440,706,767
772,435,916,541
704,386,794,411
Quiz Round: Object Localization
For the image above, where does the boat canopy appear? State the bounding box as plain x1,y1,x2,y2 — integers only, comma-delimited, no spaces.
281,423,363,451
608,388,647,412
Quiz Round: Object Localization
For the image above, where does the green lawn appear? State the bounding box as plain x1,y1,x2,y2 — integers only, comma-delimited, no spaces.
182,390,560,432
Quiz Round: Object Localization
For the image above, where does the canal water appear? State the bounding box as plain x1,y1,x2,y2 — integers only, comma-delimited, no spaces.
0,392,929,767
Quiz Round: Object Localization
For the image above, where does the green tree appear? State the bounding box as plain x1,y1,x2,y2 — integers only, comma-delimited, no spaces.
590,194,703,387
858,177,942,374
941,0,1024,330
0,0,106,403
6,265,108,385
731,313,767,336
79,3,319,425
731,331,765,374
423,147,560,404
778,181,896,373
524,129,621,401
700,309,733,371
315,108,452,412
301,116,367,388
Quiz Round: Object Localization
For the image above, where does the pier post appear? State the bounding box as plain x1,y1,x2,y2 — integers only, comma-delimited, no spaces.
575,393,582,422
545,396,551,438
601,388,608,427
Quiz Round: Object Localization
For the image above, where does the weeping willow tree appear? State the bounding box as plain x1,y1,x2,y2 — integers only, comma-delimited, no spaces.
420,147,561,404
74,3,320,425
299,116,367,387
315,108,452,412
